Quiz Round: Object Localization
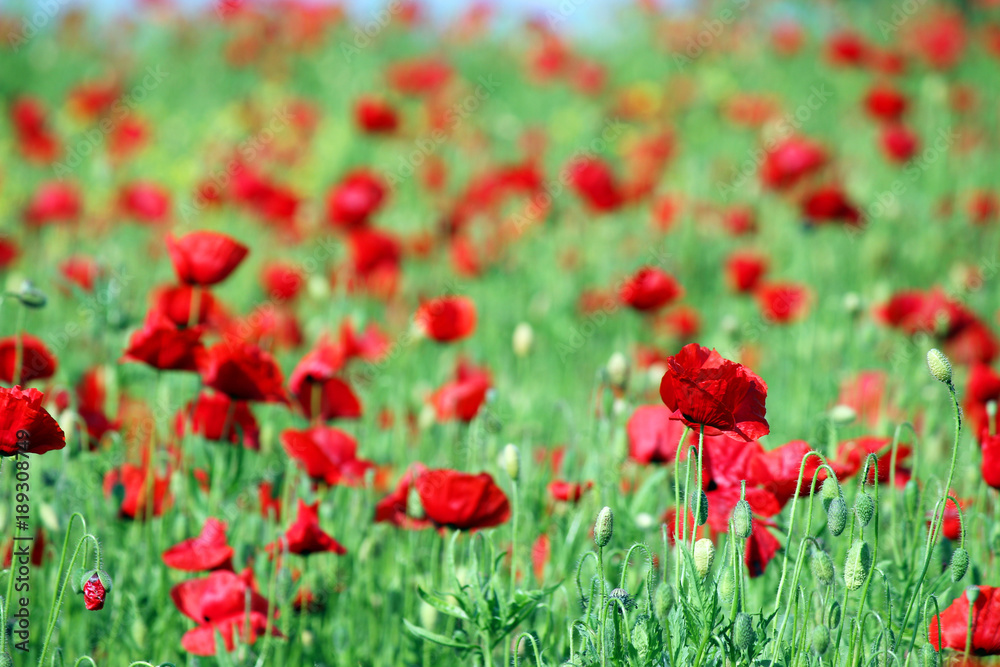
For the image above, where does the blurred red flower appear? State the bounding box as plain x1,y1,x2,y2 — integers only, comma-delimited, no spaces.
0,386,66,457
619,267,683,312
166,231,249,286
198,341,288,403
162,518,234,571
415,296,477,342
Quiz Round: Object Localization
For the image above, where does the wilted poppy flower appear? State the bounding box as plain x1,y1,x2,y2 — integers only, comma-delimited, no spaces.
0,386,66,456
355,96,399,134
281,426,374,486
619,267,683,312
326,170,387,229
627,404,690,464
755,282,810,323
119,181,171,224
198,341,288,403
761,137,827,190
0,334,58,384
103,462,172,519
567,157,625,212
162,518,234,571
415,296,477,342
166,231,249,286
177,391,260,450
659,344,769,441
415,469,510,531
864,83,909,122
430,360,492,422
122,313,203,371
929,586,1000,654
725,251,768,293
268,499,346,556
24,181,81,226
171,569,278,656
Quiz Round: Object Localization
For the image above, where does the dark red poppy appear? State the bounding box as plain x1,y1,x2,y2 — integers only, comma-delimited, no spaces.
24,181,81,226
198,341,288,403
801,185,861,226
83,573,107,611
281,426,374,486
658,344,769,441
119,181,171,224
171,569,278,656
103,462,172,519
725,251,768,294
0,334,58,384
430,360,492,422
166,231,249,286
415,469,510,531
864,83,909,122
548,480,593,503
929,586,1000,654
355,96,399,134
122,313,203,371
162,518,234,571
415,296,477,343
0,387,66,457
755,282,810,323
567,157,625,212
326,170,387,229
626,404,690,465
880,124,919,163
177,391,260,450
761,137,827,190
268,499,347,556
346,227,402,298
619,267,683,312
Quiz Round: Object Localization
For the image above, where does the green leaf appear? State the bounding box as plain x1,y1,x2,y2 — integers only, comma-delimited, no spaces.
403,619,477,651
416,585,471,621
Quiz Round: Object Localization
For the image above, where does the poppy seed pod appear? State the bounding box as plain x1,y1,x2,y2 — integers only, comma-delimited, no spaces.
827,497,848,536
691,489,709,526
499,443,520,481
734,612,754,652
811,625,830,654
694,538,715,577
810,549,835,586
926,349,953,385
950,547,969,582
733,499,753,539
855,492,875,527
595,506,613,548
844,541,872,590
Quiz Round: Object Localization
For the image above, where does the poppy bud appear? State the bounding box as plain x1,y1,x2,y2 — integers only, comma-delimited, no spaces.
499,443,520,481
811,625,830,654
81,569,112,611
828,600,842,628
844,541,871,590
967,585,980,604
606,352,629,390
829,404,857,426
16,280,47,308
301,629,315,649
694,538,715,577
691,490,709,526
512,323,533,358
854,492,875,527
921,643,939,667
827,496,848,536
820,477,840,511
903,480,920,516
608,587,633,612
595,506,614,548
654,582,671,620
733,499,752,539
843,292,862,316
718,568,736,604
950,547,969,582
810,549,835,586
734,612,754,652
926,349,953,385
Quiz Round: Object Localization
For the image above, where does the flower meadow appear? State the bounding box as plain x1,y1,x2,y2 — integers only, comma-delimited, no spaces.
2,0,1000,665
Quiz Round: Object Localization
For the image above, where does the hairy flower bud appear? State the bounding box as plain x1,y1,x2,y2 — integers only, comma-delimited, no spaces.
810,549,835,586
950,547,969,582
80,569,112,611
811,625,830,654
733,499,753,539
921,642,939,667
844,541,872,590
595,506,614,548
734,612,754,652
718,568,736,604
694,538,715,578
827,496,848,536
821,477,841,511
691,490,709,527
828,600,842,628
926,349,953,385
855,492,875,527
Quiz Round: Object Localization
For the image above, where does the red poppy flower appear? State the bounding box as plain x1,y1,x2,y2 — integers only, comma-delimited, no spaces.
119,181,171,224
0,386,66,457
224,305,303,351
880,124,919,163
761,137,827,190
339,320,390,363
929,586,1000,654
268,499,347,556
415,296,477,343
281,426,374,486
980,434,1000,489
627,404,691,465
82,573,107,611
548,480,593,503
171,568,278,656
834,436,911,486
326,170,387,229
415,469,510,531
11,97,60,163
837,371,887,428
261,263,305,301
59,256,100,292
346,228,402,298
2,527,46,568
756,440,826,505
374,464,431,529
0,334,58,384
755,282,810,323
968,191,999,225
387,57,452,95
965,364,1000,437
150,285,229,329
259,481,282,522
430,360,492,422
658,306,702,340
658,344,769,441
74,367,119,450
198,341,288,403
619,267,683,312
24,181,81,226
177,391,260,450
0,238,18,270
722,206,758,236
697,433,771,490
355,96,399,134
166,231,249,286
103,463,172,519
162,518,234,571
122,313,204,371
801,185,861,226
567,157,625,212
911,12,967,70
864,83,909,122
825,30,869,67
725,251,768,294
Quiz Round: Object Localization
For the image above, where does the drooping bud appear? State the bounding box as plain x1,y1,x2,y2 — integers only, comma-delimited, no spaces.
810,549,835,586
854,492,875,527
950,548,969,582
694,539,715,578
811,625,830,654
733,499,753,539
718,568,736,604
512,322,534,358
499,443,520,481
926,349,953,385
827,496,848,536
81,569,112,611
595,506,614,548
691,489,709,526
844,541,872,590
820,477,841,511
16,280,47,309
734,612,754,652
